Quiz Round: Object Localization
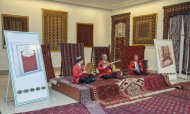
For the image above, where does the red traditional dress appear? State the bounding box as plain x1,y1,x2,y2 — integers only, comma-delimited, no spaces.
72,64,85,84
97,60,113,78
128,60,144,75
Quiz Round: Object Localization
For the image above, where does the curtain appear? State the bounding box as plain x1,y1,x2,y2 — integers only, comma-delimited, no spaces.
168,15,183,72
182,14,190,75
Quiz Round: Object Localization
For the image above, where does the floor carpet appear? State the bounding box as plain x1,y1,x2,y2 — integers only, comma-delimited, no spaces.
15,103,90,114
87,74,170,107
15,89,190,114
106,89,190,114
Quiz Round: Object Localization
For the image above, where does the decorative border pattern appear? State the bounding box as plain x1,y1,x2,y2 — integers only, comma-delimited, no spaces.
133,13,157,45
42,9,68,51
111,13,130,68
163,1,190,39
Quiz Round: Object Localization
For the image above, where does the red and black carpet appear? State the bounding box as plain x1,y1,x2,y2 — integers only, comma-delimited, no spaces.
15,103,90,114
15,81,190,114
106,89,190,114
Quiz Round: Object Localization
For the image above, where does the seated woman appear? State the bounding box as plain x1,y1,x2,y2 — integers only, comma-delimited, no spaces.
128,55,146,75
97,54,117,79
72,56,96,84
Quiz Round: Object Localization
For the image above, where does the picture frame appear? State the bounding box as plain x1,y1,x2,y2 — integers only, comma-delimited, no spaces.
154,39,177,80
133,13,157,46
4,31,49,106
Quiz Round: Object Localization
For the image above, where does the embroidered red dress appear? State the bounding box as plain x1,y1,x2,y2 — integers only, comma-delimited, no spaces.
97,60,113,78
72,64,85,84
128,60,144,75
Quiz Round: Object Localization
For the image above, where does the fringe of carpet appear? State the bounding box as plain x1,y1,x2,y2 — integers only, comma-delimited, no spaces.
77,86,106,114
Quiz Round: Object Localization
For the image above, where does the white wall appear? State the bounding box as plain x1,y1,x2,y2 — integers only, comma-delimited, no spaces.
1,0,190,71
112,0,190,71
0,0,111,70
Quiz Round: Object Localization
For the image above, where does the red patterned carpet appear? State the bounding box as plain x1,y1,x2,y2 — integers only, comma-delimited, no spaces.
15,83,190,114
106,89,190,114
86,74,170,107
174,81,190,90
86,79,129,107
143,74,169,91
16,89,190,114
17,75,190,114
15,103,90,114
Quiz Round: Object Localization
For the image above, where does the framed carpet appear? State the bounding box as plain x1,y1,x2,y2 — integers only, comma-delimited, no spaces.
163,1,190,39
111,13,130,68
77,23,93,47
1,14,29,49
42,9,67,51
133,13,157,45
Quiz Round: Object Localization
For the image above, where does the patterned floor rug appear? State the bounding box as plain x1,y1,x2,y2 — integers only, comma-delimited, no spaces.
86,74,170,107
16,89,190,114
15,103,90,114
51,77,106,114
106,89,190,114
174,81,190,90
86,79,128,107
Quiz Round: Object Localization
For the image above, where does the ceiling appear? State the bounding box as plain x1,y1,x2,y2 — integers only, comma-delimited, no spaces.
50,0,156,10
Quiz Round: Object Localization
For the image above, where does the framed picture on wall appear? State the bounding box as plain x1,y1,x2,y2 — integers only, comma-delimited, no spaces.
77,23,93,47
133,13,157,46
1,14,29,49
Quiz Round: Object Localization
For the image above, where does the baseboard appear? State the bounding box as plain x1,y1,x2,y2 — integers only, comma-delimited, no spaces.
54,67,61,71
0,67,61,75
0,70,9,75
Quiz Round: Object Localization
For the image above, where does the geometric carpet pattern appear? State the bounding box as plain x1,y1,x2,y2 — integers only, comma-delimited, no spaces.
15,103,90,114
15,80,190,114
106,89,190,114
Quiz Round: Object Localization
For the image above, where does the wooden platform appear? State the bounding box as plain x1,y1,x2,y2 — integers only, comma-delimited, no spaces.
52,81,81,101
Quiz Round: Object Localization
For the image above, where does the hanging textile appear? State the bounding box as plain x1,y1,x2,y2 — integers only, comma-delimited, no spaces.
121,46,145,71
41,44,55,81
60,43,84,77
111,13,130,68
91,46,110,73
168,15,183,72
182,14,190,75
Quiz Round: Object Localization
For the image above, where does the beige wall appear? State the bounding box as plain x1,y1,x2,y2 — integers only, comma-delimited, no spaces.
112,0,190,71
0,0,111,70
0,0,189,71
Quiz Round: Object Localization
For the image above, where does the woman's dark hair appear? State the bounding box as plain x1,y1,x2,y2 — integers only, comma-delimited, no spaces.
76,56,83,63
